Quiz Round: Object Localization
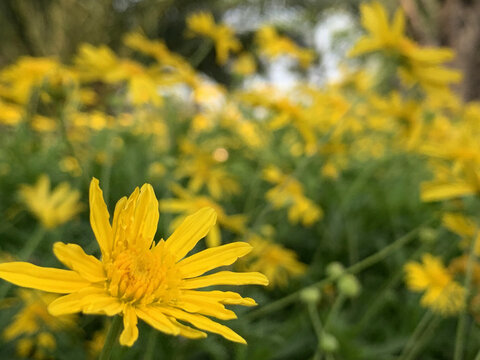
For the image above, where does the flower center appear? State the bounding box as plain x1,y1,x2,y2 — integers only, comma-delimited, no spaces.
106,242,182,305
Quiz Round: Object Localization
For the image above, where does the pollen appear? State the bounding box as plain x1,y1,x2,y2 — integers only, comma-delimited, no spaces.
106,243,182,305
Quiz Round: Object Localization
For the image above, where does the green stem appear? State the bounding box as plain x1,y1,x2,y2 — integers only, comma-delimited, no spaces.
247,223,427,320
143,328,158,360
190,40,213,68
324,294,345,330
402,316,440,360
99,316,123,360
453,230,479,360
307,302,324,360
19,225,47,260
397,311,434,360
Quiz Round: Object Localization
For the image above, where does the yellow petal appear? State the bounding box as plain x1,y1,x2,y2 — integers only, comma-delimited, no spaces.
158,306,246,344
182,271,269,289
181,290,257,306
48,286,122,316
131,184,159,249
0,262,91,293
420,181,476,202
178,242,252,278
89,178,113,259
53,242,106,282
135,305,180,335
165,207,217,262
176,295,237,320
120,306,139,347
206,224,221,248
168,318,207,339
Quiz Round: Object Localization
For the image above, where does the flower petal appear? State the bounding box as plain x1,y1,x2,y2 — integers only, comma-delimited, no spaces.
165,208,217,262
120,306,139,347
158,306,246,344
182,271,269,289
181,290,257,306
0,262,91,293
89,178,113,259
53,242,106,282
168,317,207,339
48,286,122,316
178,242,252,278
131,184,159,249
135,305,180,335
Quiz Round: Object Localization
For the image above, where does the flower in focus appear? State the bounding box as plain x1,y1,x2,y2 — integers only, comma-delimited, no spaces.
404,254,465,315
160,184,247,247
3,289,76,359
240,231,307,288
0,178,268,347
19,175,82,229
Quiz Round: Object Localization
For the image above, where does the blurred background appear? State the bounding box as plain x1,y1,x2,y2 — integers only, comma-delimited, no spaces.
1,0,479,99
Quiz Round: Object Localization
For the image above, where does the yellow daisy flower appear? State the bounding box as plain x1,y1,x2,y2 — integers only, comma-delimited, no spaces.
19,175,82,229
404,254,465,315
0,178,268,346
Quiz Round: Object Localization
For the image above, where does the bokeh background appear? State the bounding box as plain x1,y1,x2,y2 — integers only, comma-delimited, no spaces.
1,0,480,359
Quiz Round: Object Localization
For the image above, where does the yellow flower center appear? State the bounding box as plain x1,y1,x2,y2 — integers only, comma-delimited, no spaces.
106,243,182,305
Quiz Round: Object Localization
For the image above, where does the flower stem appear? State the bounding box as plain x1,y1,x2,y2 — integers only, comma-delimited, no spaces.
453,230,479,360
99,316,122,360
247,222,427,320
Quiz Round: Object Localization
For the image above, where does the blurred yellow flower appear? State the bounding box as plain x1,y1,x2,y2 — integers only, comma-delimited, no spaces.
0,178,267,346
404,254,465,315
349,2,461,93
241,233,307,288
263,166,323,226
160,184,247,247
232,53,257,76
186,12,241,65
19,175,82,229
176,141,240,199
3,289,76,360
255,25,314,68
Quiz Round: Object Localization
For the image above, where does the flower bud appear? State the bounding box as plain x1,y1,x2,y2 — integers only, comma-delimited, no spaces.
326,262,345,279
320,332,338,353
338,274,361,297
300,286,321,304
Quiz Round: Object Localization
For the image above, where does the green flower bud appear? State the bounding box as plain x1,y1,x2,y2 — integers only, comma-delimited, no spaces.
326,262,345,279
320,332,338,353
337,274,361,297
419,227,437,244
300,286,321,304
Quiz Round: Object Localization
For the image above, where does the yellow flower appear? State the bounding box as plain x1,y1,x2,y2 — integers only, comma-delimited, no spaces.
19,175,82,229
175,141,240,199
420,162,480,202
0,178,267,347
255,26,314,68
3,289,76,359
241,233,307,288
186,12,241,65
232,53,257,76
263,166,323,226
160,184,247,247
404,254,465,315
349,2,461,93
